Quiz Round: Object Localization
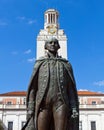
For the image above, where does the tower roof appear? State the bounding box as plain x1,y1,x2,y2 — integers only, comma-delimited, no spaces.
45,9,59,14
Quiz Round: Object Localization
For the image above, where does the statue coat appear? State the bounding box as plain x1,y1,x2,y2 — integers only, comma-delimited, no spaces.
22,56,79,130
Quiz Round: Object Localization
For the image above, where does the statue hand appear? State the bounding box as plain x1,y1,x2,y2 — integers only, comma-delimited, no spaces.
71,108,78,119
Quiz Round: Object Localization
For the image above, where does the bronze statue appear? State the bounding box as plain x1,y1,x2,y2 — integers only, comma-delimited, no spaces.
22,37,79,130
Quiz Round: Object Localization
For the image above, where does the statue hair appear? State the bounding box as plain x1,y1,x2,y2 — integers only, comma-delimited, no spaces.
44,37,60,50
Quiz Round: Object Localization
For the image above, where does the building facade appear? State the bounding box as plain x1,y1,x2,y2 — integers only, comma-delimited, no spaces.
0,92,26,130
0,91,104,130
78,91,104,130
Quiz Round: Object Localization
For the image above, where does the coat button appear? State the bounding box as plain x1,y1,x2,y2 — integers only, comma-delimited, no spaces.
61,86,63,88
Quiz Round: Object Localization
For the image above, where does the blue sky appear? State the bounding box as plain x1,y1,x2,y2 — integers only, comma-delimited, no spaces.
0,0,104,93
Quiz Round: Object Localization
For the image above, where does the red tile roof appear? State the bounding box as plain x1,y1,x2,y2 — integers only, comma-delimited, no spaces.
78,90,104,96
0,91,26,96
0,91,104,96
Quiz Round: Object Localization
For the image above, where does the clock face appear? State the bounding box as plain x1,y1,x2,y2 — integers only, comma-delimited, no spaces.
47,25,57,34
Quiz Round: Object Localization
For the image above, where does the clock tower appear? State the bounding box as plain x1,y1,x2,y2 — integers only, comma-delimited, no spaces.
36,9,67,59
44,9,59,34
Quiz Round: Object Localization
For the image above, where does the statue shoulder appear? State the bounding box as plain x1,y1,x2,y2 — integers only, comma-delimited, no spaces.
33,57,46,70
57,56,69,62
66,61,73,71
36,55,51,61
60,58,73,70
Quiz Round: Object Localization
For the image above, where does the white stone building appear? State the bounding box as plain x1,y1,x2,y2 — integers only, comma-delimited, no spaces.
0,91,104,130
78,91,104,130
0,91,26,130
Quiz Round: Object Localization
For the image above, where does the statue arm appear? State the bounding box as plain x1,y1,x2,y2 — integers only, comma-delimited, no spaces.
68,79,78,107
68,79,79,120
66,62,79,118
62,60,78,108
27,88,35,120
26,61,41,120
27,60,43,104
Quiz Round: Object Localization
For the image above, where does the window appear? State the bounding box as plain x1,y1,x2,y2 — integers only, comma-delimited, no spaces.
50,14,52,23
79,121,82,130
0,101,3,104
21,121,26,128
7,102,12,105
52,14,55,23
101,101,104,104
91,121,96,130
8,122,13,130
23,98,26,105
78,98,81,104
48,14,50,23
92,101,96,105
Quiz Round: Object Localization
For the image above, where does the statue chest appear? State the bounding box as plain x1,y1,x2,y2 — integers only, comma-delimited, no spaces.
38,60,58,89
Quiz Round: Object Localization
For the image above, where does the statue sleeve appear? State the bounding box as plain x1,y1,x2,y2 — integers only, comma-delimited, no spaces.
64,61,79,130
66,62,79,109
26,60,43,109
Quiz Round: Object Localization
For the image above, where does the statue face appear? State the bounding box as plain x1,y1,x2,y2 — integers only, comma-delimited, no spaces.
45,39,60,53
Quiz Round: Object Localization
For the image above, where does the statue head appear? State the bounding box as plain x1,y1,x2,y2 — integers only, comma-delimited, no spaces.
44,37,60,53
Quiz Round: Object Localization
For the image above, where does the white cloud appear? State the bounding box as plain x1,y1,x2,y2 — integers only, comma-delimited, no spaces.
0,21,8,26
27,58,35,63
78,89,89,91
27,20,36,25
17,16,36,25
24,49,31,54
17,16,26,21
93,80,104,87
11,51,18,55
